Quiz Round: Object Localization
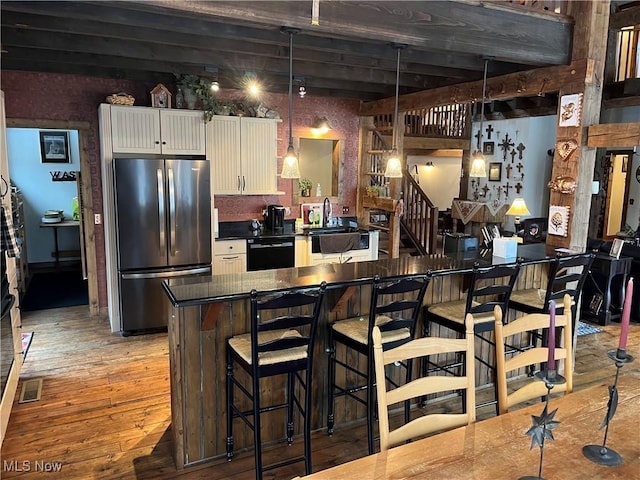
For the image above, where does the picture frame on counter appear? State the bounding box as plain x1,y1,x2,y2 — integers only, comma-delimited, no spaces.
39,131,70,163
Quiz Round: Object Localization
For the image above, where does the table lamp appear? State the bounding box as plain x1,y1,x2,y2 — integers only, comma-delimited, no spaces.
506,197,530,230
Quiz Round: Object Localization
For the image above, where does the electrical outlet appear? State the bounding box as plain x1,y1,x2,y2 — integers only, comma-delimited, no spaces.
94,214,102,225
342,206,349,214
285,207,291,216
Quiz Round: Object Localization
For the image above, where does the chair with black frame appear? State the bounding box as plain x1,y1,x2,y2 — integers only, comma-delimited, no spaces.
494,294,573,414
326,273,431,455
372,310,476,452
509,253,594,331
226,283,326,480
423,262,521,414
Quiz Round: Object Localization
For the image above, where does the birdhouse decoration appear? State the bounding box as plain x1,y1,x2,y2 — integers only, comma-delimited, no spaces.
150,83,172,109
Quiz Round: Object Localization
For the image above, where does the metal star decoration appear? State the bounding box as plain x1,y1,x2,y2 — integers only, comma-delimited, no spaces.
525,405,560,449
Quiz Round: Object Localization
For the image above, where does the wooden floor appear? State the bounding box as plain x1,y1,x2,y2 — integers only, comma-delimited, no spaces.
2,306,639,479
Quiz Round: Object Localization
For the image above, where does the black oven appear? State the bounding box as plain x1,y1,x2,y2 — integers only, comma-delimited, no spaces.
246,236,295,271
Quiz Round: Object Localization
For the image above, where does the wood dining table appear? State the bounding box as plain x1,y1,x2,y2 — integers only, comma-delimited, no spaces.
300,374,640,479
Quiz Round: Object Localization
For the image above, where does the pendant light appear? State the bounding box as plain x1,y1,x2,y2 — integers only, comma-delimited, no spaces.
281,27,301,179
384,44,405,178
470,58,489,178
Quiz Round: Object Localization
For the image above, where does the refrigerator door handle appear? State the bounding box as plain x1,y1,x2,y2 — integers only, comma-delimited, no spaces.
157,168,166,252
121,266,211,280
168,167,176,256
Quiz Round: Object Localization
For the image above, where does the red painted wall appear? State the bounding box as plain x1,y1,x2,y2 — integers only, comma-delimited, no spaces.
1,71,360,308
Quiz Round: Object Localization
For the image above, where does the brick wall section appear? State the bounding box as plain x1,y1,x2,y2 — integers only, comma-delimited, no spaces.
1,71,360,309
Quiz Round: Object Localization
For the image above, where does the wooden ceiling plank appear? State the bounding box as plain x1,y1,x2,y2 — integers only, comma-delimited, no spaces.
587,123,640,147
610,4,640,29
140,0,571,65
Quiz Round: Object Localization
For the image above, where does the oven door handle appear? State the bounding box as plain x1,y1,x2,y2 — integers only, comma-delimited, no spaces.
248,242,294,249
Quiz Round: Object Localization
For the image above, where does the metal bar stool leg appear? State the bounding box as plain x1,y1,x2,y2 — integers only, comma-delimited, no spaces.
287,371,295,445
253,373,263,480
226,349,234,461
327,329,336,435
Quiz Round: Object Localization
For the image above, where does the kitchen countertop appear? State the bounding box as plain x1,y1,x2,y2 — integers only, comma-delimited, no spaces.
163,243,584,307
216,218,375,240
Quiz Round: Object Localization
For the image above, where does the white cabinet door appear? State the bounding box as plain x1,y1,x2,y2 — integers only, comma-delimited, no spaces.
207,116,241,194
159,110,206,155
111,106,162,154
295,236,308,267
110,106,205,155
213,254,246,274
207,116,279,195
213,239,247,274
241,118,278,194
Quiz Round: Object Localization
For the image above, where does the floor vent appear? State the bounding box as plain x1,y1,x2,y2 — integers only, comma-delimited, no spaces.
18,378,43,403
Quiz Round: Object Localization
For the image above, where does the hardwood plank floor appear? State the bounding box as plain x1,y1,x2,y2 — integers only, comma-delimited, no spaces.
2,306,639,479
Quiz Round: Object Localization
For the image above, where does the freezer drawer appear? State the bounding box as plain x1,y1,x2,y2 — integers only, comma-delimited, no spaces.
119,266,210,335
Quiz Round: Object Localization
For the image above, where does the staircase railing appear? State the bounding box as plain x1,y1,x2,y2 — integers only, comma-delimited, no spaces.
401,170,439,255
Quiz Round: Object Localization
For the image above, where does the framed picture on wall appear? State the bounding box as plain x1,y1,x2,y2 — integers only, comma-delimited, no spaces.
40,131,70,163
488,162,502,182
483,141,495,155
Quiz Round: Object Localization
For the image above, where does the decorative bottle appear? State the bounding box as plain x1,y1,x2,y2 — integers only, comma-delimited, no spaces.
316,183,322,196
175,88,184,109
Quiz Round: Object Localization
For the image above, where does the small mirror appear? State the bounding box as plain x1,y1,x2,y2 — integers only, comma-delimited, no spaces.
297,137,342,198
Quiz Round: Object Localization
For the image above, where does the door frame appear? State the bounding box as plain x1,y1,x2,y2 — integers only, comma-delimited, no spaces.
6,118,99,316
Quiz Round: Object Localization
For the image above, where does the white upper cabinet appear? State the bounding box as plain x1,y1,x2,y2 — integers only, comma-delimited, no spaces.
207,116,279,195
110,106,205,155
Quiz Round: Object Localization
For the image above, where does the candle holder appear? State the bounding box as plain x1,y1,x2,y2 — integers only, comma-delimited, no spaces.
520,369,565,480
582,348,634,466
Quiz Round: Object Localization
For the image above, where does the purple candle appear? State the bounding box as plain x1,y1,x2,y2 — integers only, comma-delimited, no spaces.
619,277,633,351
547,300,556,371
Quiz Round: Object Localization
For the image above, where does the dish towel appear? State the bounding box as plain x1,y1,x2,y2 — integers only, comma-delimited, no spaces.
319,232,361,254
1,205,20,258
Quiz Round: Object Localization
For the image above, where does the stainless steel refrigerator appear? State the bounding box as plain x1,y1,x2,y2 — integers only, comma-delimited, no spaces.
113,157,211,334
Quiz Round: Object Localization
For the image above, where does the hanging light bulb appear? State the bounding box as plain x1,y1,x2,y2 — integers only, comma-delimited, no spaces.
280,27,301,179
384,44,406,178
470,59,489,178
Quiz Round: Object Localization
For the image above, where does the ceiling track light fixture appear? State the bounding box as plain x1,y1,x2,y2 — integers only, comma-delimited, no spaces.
204,66,220,92
295,77,307,97
470,58,489,178
384,43,407,179
281,26,301,179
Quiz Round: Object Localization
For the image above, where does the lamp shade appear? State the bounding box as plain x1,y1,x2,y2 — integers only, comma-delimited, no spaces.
281,144,301,178
506,198,531,217
384,148,403,178
469,150,486,177
313,117,331,133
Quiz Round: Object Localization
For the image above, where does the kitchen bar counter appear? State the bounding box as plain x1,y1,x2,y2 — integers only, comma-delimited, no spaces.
162,243,581,469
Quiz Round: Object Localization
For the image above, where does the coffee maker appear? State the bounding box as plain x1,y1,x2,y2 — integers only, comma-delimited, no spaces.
264,205,285,233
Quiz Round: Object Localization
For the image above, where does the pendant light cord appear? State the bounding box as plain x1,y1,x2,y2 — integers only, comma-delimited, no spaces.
288,31,294,148
392,46,401,149
477,58,488,150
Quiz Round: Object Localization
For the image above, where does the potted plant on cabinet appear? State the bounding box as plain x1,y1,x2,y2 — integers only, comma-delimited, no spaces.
299,178,313,197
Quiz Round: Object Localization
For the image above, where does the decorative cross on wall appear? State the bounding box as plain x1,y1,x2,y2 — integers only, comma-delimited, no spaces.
474,130,482,145
499,134,514,161
495,185,503,199
505,164,512,179
515,182,523,194
517,142,526,159
510,149,517,163
481,184,490,197
517,162,524,173
504,182,512,197
471,179,477,189
485,124,494,140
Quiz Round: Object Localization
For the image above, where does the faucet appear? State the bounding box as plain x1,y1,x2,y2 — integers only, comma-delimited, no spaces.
322,197,331,228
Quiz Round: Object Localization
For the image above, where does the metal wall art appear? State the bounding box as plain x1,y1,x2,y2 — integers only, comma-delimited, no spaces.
555,139,578,160
547,176,577,194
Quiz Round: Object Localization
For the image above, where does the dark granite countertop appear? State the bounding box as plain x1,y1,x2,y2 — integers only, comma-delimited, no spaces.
163,243,584,307
216,218,374,240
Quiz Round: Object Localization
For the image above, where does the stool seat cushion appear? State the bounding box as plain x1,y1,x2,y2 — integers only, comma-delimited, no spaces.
229,329,307,365
511,288,575,311
427,300,495,325
332,315,410,345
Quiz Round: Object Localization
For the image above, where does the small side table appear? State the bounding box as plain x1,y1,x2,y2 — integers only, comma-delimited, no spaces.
39,220,80,263
581,253,632,325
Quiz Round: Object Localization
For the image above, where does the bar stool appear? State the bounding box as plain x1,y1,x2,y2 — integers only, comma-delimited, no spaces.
510,253,594,329
327,273,430,454
226,283,326,480
423,263,520,414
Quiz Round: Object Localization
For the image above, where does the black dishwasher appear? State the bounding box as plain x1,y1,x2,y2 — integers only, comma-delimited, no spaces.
246,236,295,271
